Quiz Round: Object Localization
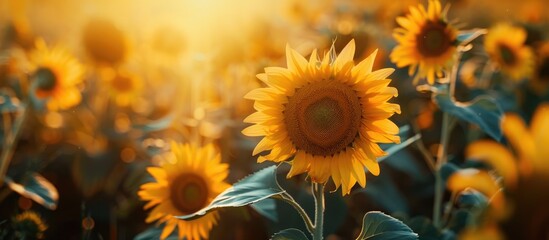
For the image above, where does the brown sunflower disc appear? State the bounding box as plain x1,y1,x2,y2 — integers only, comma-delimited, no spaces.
170,173,209,215
416,20,454,57
284,79,362,156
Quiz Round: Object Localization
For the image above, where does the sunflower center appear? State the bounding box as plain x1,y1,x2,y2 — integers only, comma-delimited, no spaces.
34,67,58,92
111,75,133,93
284,79,362,156
416,21,453,57
170,173,209,215
499,44,516,66
538,57,549,82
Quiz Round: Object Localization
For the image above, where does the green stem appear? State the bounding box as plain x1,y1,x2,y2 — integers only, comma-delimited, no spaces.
0,105,28,186
433,52,461,228
312,183,325,240
432,111,449,228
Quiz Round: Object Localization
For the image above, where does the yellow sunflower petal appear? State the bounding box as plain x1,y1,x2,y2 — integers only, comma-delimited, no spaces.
466,140,518,188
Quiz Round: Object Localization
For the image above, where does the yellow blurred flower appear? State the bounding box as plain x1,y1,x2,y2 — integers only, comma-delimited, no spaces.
530,42,549,95
449,103,549,239
100,68,143,107
82,18,128,66
28,39,84,110
242,40,401,195
138,143,231,240
390,0,458,85
484,23,534,81
12,211,48,239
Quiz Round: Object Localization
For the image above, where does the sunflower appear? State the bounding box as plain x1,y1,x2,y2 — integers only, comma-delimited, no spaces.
28,39,85,110
242,40,401,195
138,143,231,240
100,68,143,106
448,103,549,239
12,211,48,239
390,0,458,85
82,18,127,65
484,23,534,81
530,42,549,94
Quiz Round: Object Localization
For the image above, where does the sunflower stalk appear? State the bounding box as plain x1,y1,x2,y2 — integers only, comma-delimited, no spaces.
312,182,325,240
433,52,461,229
0,104,28,186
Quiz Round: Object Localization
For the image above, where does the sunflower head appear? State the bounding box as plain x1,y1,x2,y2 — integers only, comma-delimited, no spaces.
12,211,48,239
390,0,458,85
29,39,84,111
82,18,127,65
530,42,549,94
242,39,401,195
138,143,231,240
100,68,143,106
484,23,535,81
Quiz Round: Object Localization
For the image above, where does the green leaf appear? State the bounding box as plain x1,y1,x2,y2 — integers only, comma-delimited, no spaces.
378,125,422,163
177,165,284,220
133,114,174,133
252,198,279,222
0,90,22,113
434,90,503,140
356,211,418,240
457,29,487,46
456,189,489,210
4,173,58,210
271,228,309,240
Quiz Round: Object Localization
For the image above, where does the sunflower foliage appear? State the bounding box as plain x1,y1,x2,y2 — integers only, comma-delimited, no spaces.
1,0,549,239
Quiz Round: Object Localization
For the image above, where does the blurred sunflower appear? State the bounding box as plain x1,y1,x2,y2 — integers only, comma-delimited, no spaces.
390,0,458,85
449,103,549,239
242,40,401,195
28,39,84,110
484,23,534,81
138,143,231,240
530,42,549,94
82,18,127,66
12,211,48,239
101,68,143,107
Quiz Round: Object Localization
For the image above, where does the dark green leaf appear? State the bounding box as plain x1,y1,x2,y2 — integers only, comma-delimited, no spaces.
379,125,422,163
356,211,418,240
406,216,448,240
271,228,309,240
0,90,22,113
178,165,284,220
133,114,174,132
4,173,58,210
434,90,503,140
457,189,489,210
252,198,278,222
440,163,460,182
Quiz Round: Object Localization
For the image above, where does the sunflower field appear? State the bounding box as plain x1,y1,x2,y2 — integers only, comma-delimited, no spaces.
0,0,548,239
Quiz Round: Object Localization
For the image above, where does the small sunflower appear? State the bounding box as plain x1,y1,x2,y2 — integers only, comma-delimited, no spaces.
138,143,231,240
530,42,549,94
484,23,534,81
449,103,549,239
390,0,458,85
242,40,401,195
12,211,48,239
100,68,143,106
82,18,127,65
28,39,85,110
